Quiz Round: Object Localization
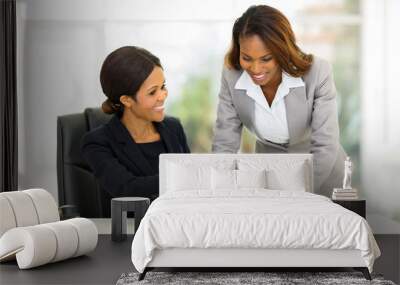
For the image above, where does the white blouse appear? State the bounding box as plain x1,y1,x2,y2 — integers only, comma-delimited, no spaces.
234,71,305,144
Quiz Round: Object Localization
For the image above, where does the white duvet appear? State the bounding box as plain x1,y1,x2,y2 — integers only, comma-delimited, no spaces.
131,190,380,273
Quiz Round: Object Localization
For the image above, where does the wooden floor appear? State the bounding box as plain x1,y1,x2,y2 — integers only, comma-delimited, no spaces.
0,235,398,285
0,235,133,285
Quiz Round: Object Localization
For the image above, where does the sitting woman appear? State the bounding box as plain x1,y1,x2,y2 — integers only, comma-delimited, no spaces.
81,46,190,208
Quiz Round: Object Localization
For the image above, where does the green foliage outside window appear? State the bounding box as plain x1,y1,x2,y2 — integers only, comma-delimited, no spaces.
168,75,215,153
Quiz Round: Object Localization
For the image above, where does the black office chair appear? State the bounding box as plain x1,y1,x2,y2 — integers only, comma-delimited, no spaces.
57,108,112,218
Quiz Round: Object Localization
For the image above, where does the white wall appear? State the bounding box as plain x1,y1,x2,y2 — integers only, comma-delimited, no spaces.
17,1,106,200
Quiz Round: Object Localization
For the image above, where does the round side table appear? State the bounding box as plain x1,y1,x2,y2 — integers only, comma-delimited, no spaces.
111,197,150,242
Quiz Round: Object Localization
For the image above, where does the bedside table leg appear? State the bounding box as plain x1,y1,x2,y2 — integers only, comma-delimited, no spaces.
111,202,127,242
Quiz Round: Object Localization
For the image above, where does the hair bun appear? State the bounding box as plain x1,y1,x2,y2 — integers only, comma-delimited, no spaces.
101,99,120,114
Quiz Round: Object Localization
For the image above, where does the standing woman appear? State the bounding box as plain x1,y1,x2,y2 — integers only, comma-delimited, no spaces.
81,46,190,213
212,5,346,196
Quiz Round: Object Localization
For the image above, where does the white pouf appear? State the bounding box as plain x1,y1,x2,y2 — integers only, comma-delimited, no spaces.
0,189,98,269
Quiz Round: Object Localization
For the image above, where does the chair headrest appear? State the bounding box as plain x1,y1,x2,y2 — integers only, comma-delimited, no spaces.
84,108,112,130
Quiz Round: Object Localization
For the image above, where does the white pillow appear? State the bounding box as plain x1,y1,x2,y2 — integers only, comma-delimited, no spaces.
236,169,267,189
211,169,268,191
211,168,237,191
266,165,306,191
238,159,309,192
166,162,211,192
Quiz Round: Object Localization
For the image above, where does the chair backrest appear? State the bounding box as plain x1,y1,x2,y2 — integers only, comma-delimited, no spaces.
57,108,111,217
159,153,314,195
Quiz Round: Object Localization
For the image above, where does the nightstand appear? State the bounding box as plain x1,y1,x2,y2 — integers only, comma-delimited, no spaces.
111,197,150,242
332,199,366,218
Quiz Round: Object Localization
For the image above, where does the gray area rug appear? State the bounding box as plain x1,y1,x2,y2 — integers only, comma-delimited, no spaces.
116,271,396,285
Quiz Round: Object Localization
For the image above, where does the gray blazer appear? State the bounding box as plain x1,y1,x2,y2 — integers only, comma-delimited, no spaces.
212,57,346,197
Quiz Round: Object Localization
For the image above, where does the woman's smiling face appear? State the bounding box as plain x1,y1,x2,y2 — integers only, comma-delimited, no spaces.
121,66,168,122
239,34,281,87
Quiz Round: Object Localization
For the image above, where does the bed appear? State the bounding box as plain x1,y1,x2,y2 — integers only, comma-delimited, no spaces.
131,154,380,280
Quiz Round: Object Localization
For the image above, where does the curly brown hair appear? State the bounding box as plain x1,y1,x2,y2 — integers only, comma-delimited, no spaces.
225,5,313,77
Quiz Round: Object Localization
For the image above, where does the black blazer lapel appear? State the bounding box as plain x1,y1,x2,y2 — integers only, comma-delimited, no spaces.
154,120,178,153
106,116,154,176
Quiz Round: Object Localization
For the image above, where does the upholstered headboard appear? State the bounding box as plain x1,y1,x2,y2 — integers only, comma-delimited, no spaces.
159,154,313,195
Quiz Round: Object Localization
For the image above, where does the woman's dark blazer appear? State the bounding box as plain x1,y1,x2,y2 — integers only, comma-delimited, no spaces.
81,114,190,202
